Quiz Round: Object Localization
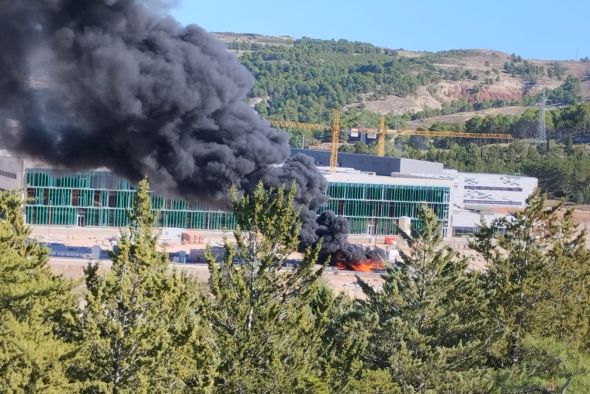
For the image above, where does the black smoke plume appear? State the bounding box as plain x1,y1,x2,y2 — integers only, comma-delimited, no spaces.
1,0,295,201
316,211,384,265
0,0,367,262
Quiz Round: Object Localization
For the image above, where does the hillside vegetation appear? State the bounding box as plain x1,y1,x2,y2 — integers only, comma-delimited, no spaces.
215,33,590,124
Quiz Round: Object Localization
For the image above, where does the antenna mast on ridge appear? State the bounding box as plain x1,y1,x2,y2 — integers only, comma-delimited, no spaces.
538,91,548,153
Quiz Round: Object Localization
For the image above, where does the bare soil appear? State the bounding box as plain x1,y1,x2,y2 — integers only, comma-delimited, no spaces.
358,49,590,115
47,258,383,299
570,206,590,247
406,106,535,129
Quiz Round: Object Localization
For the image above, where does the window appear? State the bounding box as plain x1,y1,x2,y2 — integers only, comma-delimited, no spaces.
72,190,80,206
0,169,17,179
463,199,521,206
464,185,523,192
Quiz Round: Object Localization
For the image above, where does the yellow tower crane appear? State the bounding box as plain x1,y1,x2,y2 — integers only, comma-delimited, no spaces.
269,111,341,171
268,120,326,131
353,124,513,154
269,110,513,170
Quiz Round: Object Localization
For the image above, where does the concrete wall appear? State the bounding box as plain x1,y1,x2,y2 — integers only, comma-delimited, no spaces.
0,153,24,191
292,149,402,176
459,172,538,210
398,158,444,176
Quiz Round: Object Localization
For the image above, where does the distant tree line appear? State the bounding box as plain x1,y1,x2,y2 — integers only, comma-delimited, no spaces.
503,53,571,83
457,100,589,137
504,59,545,84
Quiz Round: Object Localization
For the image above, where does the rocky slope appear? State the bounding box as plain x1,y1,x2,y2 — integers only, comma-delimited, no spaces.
214,33,590,115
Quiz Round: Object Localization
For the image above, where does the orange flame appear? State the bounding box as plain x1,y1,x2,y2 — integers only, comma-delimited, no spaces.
335,259,383,272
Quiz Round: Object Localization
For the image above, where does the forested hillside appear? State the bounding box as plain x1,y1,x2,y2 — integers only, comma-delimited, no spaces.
235,37,439,122
215,33,590,123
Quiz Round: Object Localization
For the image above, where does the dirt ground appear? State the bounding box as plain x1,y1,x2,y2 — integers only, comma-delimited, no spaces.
34,223,482,295
47,258,383,299
31,225,391,255
570,206,590,243
38,226,388,298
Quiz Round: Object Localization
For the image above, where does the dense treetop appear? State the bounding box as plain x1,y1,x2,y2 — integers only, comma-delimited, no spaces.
2,181,590,391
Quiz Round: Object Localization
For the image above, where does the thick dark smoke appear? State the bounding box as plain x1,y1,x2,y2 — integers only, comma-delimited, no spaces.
0,0,367,260
316,211,384,264
1,0,293,201
247,153,328,245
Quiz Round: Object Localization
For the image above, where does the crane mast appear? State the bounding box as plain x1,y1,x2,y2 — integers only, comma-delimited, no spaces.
377,115,386,157
330,109,340,170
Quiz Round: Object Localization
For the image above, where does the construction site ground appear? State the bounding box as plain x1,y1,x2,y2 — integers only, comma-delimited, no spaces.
38,226,388,298
37,204,590,298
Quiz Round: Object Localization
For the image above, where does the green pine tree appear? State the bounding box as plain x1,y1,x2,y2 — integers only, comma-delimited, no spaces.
346,369,401,394
472,189,590,389
492,336,590,393
533,204,590,347
357,204,494,393
69,179,217,393
205,182,327,393
309,284,371,392
565,133,574,155
0,191,75,392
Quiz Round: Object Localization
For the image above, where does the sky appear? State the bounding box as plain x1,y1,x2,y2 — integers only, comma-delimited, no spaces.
171,0,589,60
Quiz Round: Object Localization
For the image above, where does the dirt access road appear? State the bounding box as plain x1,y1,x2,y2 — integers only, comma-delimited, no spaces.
47,258,383,300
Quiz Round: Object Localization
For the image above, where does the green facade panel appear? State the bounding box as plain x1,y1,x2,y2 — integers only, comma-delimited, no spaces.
319,182,449,235
25,169,235,232
24,169,450,235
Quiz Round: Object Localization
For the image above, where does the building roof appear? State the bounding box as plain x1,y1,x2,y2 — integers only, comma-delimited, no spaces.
291,149,443,177
320,167,453,188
